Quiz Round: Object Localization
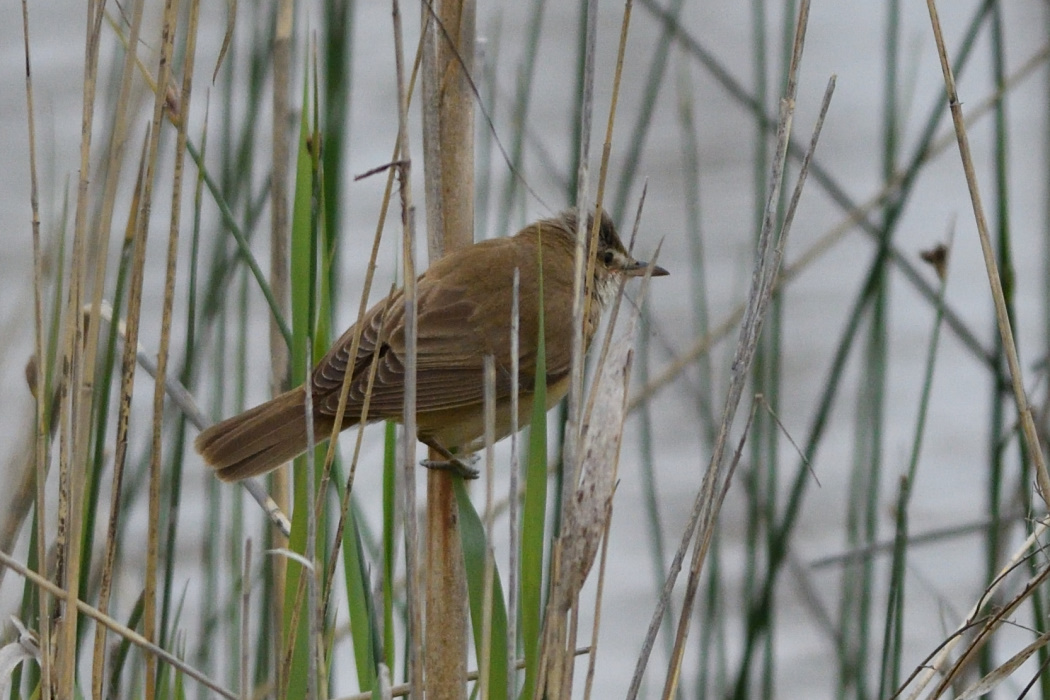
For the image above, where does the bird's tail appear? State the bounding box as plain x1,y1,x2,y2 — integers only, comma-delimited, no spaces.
195,387,334,482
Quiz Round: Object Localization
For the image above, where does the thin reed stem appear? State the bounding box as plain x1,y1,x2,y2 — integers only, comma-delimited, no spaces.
926,0,1050,506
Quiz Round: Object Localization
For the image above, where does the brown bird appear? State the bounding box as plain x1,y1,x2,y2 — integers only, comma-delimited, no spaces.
195,209,668,482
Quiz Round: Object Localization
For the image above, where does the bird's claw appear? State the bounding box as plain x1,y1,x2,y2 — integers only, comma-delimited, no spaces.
420,454,480,479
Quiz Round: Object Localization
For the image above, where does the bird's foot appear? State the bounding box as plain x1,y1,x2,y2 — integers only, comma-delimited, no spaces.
421,454,480,479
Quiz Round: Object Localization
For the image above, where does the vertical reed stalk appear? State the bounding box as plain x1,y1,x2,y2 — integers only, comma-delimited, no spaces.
391,1,424,694
506,270,520,700
87,0,146,688
141,3,182,696
53,1,104,690
270,0,294,688
20,0,51,695
420,0,476,695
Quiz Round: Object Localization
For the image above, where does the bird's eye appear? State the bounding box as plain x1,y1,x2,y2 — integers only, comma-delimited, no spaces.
602,250,615,266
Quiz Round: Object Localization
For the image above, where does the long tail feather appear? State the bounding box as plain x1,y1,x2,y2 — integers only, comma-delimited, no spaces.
195,387,333,481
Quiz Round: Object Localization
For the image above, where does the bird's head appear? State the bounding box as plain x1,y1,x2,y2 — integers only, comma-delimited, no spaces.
551,208,669,279
550,208,670,306
590,209,669,280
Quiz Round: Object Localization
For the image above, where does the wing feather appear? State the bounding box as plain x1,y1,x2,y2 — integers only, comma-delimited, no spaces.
307,224,584,421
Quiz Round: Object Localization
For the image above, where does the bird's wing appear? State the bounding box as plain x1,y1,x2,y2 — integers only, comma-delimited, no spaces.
369,278,499,414
310,290,400,418
310,249,528,418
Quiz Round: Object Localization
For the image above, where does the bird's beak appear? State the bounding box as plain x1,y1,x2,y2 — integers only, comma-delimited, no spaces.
622,258,670,277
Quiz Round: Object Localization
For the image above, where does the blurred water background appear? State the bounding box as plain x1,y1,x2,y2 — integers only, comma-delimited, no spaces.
2,1,1049,697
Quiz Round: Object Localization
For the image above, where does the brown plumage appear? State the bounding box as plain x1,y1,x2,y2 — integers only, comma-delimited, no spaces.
195,209,668,481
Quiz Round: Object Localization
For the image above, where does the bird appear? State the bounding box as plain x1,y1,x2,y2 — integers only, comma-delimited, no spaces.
195,208,668,482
